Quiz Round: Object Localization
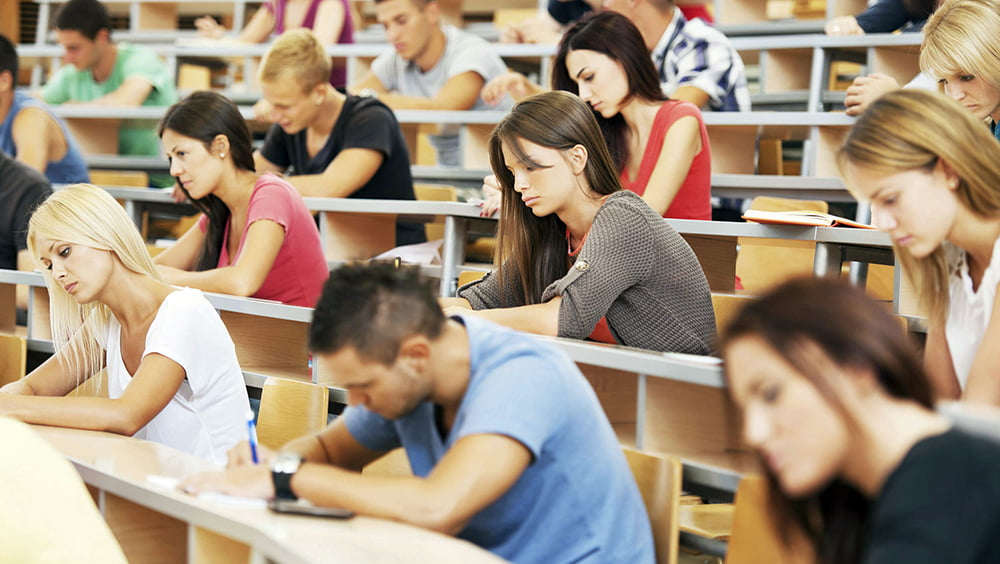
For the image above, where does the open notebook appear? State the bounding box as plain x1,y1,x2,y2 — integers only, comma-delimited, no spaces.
742,209,876,229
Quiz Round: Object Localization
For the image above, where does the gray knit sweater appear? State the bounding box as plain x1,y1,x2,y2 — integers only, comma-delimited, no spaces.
458,190,716,354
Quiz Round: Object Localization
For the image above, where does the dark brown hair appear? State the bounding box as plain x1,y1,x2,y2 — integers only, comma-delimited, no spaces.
719,277,933,564
552,11,667,171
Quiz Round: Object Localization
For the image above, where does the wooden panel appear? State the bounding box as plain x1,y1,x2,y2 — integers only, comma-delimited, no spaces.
30,286,51,340
623,448,682,564
320,212,397,261
67,370,109,398
711,293,754,333
65,118,121,155
815,126,849,178
717,0,767,25
679,503,733,539
871,45,921,88
257,377,329,450
0,334,26,387
763,50,812,93
219,311,309,370
706,126,756,174
465,124,494,171
642,378,744,457
579,363,639,436
135,2,179,30
0,0,18,43
191,527,252,563
104,492,187,564
0,283,15,334
682,235,737,292
363,447,414,477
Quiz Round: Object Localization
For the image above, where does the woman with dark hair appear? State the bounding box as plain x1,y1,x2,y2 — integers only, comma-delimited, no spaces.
154,91,328,307
482,12,711,220
720,276,1000,564
446,90,715,354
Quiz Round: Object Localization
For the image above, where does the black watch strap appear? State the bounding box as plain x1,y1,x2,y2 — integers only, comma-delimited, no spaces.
272,469,297,501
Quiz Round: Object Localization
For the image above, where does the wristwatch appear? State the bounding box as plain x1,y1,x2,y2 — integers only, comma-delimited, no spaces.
271,452,303,500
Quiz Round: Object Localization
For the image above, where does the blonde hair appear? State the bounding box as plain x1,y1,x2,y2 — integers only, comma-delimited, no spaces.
258,28,331,92
921,0,1000,93
838,90,1000,321
26,184,161,380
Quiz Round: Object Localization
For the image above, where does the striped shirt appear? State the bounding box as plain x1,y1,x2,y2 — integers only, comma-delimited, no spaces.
653,7,752,112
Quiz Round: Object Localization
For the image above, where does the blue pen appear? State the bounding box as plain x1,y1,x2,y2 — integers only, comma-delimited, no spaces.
246,409,260,464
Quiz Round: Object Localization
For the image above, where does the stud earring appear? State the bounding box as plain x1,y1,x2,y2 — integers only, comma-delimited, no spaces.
220,153,226,159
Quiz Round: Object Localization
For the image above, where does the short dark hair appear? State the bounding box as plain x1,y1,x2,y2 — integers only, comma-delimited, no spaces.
309,262,446,365
0,34,17,81
54,0,112,40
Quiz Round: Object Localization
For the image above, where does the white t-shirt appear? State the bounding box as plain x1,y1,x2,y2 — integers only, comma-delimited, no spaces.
945,236,1000,389
104,288,248,464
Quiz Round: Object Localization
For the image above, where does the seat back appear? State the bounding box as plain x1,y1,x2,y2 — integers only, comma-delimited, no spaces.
256,377,329,450
726,475,814,564
623,447,682,564
736,197,828,292
414,183,458,241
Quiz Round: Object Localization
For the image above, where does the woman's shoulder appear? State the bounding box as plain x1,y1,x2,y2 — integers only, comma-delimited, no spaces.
657,99,705,123
598,190,661,219
159,287,215,315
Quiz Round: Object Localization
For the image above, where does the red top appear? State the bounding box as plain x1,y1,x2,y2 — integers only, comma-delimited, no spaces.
198,174,328,307
619,100,712,220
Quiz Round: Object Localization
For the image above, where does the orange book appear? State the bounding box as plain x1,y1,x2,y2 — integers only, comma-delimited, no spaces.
742,209,876,229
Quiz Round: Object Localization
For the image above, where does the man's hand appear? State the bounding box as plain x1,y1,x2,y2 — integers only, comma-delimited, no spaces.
228,440,277,468
479,174,502,217
825,15,864,35
481,72,534,106
844,74,900,116
179,463,275,499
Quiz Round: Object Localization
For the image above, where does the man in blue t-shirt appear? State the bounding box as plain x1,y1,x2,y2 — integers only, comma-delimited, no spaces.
183,262,654,563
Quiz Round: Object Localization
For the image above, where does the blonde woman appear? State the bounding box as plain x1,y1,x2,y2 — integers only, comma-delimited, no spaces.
840,90,1000,405
0,184,249,464
921,0,1000,141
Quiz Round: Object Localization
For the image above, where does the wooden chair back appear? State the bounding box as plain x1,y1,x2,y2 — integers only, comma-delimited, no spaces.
623,447,682,564
414,183,457,241
736,196,828,292
67,370,108,398
362,447,414,477
256,377,329,450
0,334,26,387
710,293,754,334
726,475,814,564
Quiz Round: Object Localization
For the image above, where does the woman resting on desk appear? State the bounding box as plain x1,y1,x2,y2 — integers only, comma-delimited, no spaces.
195,0,354,89
0,184,249,465
481,12,711,220
446,90,716,354
154,91,328,307
840,90,1000,406
721,277,1000,564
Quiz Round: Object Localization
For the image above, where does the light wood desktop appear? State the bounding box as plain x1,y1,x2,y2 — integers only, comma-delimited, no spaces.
31,424,505,564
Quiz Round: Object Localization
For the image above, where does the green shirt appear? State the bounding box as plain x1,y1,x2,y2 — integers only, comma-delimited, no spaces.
42,43,177,158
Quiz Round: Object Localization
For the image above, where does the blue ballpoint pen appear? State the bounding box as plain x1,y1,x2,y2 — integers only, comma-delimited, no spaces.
247,409,260,464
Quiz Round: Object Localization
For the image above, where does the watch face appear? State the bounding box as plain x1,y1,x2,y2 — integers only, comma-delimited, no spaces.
272,453,303,474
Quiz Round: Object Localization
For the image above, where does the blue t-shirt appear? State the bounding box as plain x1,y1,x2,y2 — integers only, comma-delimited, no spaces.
0,92,89,184
343,315,654,563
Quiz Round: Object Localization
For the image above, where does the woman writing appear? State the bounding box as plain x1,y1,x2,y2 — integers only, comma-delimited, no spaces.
481,12,711,220
0,184,249,465
447,90,716,354
840,89,1000,405
154,91,329,308
721,277,1000,564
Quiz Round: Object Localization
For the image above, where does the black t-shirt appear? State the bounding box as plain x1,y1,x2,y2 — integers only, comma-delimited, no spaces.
547,0,592,24
259,95,425,246
0,153,53,270
863,428,1000,564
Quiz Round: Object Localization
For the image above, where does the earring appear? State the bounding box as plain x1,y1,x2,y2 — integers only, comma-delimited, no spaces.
220,153,226,159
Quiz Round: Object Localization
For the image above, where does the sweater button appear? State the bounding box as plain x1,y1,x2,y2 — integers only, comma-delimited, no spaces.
575,260,589,271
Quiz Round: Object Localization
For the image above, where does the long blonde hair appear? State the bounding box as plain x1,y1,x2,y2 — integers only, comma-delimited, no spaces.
921,0,1000,95
838,90,1000,321
26,184,161,379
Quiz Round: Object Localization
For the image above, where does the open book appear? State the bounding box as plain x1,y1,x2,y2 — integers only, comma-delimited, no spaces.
742,209,876,229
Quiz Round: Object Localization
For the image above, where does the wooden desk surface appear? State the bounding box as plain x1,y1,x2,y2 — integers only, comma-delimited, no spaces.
32,425,507,564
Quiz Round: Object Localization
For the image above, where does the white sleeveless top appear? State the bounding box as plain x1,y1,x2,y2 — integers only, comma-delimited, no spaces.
945,236,1000,389
104,288,248,465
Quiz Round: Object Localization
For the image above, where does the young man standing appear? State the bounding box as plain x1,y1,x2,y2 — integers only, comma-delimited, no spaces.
0,35,88,184
350,0,510,167
41,0,178,159
183,262,654,563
